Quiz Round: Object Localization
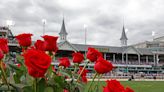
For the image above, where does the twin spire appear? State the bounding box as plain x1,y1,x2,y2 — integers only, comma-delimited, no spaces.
59,18,67,42
120,24,128,47
59,18,128,46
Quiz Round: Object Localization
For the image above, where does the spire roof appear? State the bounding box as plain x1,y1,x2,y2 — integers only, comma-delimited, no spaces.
120,25,128,40
59,18,68,35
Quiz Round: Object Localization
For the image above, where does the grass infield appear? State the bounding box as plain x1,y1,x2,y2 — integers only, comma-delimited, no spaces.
84,81,164,92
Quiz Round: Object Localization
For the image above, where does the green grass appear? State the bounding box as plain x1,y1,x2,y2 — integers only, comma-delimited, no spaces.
84,81,164,92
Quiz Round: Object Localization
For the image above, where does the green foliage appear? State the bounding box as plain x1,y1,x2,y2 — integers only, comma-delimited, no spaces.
84,81,164,92
22,86,33,92
1,51,87,92
44,87,54,92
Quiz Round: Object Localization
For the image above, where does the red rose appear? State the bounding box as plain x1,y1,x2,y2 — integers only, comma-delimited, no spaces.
0,49,4,60
23,49,52,78
42,35,58,52
58,57,70,68
86,47,102,62
72,52,84,63
81,75,87,83
15,33,33,47
34,40,46,51
0,38,9,54
103,80,124,92
78,67,88,77
63,89,69,92
52,66,56,72
94,57,113,74
78,67,88,83
16,63,21,68
124,87,134,92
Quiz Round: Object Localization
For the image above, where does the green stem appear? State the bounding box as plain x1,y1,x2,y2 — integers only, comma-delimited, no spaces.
34,78,37,92
73,63,79,73
88,73,98,92
94,74,102,92
0,60,10,90
77,60,89,81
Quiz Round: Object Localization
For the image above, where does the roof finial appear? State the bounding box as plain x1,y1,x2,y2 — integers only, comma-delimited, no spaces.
120,17,128,46
62,13,65,20
123,16,125,28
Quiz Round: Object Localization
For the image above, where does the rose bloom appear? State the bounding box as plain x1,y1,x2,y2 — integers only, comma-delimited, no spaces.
86,47,102,62
23,49,52,78
103,80,134,92
15,33,33,47
81,75,87,83
34,40,46,51
94,57,113,74
124,87,134,92
52,66,56,72
72,52,84,63
103,80,125,92
0,38,9,54
42,35,58,52
78,67,88,83
58,57,70,68
16,63,21,68
78,67,88,77
63,89,69,92
0,49,4,60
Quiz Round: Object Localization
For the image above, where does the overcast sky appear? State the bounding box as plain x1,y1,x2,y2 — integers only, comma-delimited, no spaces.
0,0,164,46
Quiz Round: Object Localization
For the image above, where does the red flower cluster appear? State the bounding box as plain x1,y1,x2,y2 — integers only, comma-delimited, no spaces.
15,33,33,47
86,47,102,62
34,40,46,51
72,52,84,63
0,49,4,60
58,57,70,68
0,38,9,54
103,80,134,92
86,47,113,74
78,67,88,83
15,33,59,54
23,49,52,78
94,57,113,74
42,35,58,52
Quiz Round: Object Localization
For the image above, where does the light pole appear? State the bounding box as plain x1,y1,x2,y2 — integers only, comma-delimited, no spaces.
152,31,155,41
6,20,14,38
84,24,88,58
42,19,46,35
84,24,87,45
6,20,14,27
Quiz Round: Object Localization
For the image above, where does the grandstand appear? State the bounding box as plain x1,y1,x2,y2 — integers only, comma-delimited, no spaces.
1,19,164,79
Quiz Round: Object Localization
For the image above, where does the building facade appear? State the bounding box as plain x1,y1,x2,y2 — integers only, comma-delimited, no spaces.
1,19,164,78
56,19,164,77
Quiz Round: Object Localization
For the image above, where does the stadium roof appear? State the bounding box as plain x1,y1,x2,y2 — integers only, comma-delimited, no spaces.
58,41,153,55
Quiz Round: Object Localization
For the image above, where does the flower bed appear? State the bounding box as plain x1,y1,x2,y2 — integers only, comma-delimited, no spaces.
0,33,134,92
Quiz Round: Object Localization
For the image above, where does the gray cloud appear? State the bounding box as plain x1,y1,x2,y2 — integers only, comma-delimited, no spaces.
0,0,164,46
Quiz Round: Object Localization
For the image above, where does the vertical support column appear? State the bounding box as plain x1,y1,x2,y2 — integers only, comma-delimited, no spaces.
113,54,115,63
126,53,128,64
146,56,148,64
138,54,140,65
156,54,159,65
104,53,106,60
122,53,124,63
153,54,156,66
